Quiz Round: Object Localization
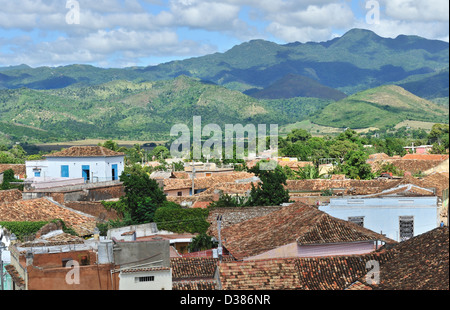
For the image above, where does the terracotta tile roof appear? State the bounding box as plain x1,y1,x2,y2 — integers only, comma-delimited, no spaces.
390,173,449,197
4,265,26,289
402,154,449,161
217,252,393,290
345,281,373,290
120,267,171,273
163,172,255,191
372,227,449,290
221,203,395,260
0,189,23,203
0,164,26,175
218,258,301,290
45,146,124,157
171,257,235,281
192,201,212,209
207,206,284,238
0,198,97,236
173,280,217,290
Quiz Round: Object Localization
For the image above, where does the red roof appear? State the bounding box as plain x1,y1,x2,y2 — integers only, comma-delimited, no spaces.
402,154,449,161
45,146,124,157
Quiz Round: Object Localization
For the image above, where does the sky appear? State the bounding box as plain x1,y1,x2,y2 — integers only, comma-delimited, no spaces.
0,0,448,68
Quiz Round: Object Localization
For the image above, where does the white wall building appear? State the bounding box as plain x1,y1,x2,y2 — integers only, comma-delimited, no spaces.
319,184,440,242
25,146,125,183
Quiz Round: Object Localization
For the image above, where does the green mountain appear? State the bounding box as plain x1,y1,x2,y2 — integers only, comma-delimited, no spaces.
245,73,348,100
0,76,330,144
0,29,448,97
311,85,449,129
397,67,449,101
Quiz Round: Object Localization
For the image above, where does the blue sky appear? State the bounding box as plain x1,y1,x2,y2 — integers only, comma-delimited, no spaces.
0,0,448,68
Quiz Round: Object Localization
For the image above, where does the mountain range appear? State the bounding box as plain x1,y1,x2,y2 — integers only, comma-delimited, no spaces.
0,28,448,145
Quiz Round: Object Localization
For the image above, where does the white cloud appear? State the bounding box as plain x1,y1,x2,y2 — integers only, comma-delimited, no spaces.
0,0,448,67
383,0,449,22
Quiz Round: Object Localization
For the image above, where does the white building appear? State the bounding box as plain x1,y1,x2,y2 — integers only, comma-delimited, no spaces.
25,146,125,184
319,184,440,242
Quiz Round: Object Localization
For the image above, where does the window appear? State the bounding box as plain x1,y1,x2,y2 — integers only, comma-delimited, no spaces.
61,165,69,178
399,216,414,241
34,171,41,177
135,276,154,283
62,258,71,267
348,216,364,227
177,191,182,197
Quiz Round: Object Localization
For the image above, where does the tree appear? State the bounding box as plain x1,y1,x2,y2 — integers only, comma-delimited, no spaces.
101,140,119,151
151,145,170,160
188,233,218,252
337,150,374,180
1,169,15,190
119,165,167,224
287,129,311,143
329,139,359,162
428,124,449,152
246,161,290,206
295,164,323,180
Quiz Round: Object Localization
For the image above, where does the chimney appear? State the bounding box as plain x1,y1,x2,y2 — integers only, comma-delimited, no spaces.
26,251,34,266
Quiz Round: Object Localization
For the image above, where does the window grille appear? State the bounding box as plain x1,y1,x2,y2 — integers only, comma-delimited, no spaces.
136,276,155,282
399,216,414,241
348,216,364,227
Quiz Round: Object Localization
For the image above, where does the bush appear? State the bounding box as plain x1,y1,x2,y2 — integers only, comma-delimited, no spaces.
154,205,210,234
0,219,78,241
0,221,49,241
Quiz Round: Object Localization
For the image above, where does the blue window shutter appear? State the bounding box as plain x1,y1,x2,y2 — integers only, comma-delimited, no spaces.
61,165,69,178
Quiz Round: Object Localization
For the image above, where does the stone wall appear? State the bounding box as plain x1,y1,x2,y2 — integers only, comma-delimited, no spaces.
64,201,120,221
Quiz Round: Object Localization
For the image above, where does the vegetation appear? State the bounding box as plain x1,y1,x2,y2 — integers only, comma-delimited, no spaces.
246,161,291,206
311,85,448,129
0,219,77,241
188,233,218,253
154,204,210,234
1,169,24,190
119,164,167,224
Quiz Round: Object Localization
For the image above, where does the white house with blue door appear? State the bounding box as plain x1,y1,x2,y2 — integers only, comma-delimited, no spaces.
25,146,125,184
319,184,440,242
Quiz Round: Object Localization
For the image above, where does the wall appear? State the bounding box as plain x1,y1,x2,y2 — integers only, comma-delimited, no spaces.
297,241,376,257
27,156,124,181
243,241,377,260
119,268,172,290
165,188,190,197
27,263,118,290
23,183,124,204
113,239,171,269
320,196,439,242
64,201,120,221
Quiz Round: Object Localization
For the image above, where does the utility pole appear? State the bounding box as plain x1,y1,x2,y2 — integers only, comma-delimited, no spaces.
191,160,195,196
0,241,5,291
217,215,223,262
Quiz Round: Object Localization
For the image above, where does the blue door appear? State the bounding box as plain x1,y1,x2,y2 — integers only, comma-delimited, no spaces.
112,164,118,181
61,165,69,178
82,165,90,181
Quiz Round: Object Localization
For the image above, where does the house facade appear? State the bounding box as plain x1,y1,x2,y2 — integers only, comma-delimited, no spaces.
26,146,124,183
319,185,439,242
